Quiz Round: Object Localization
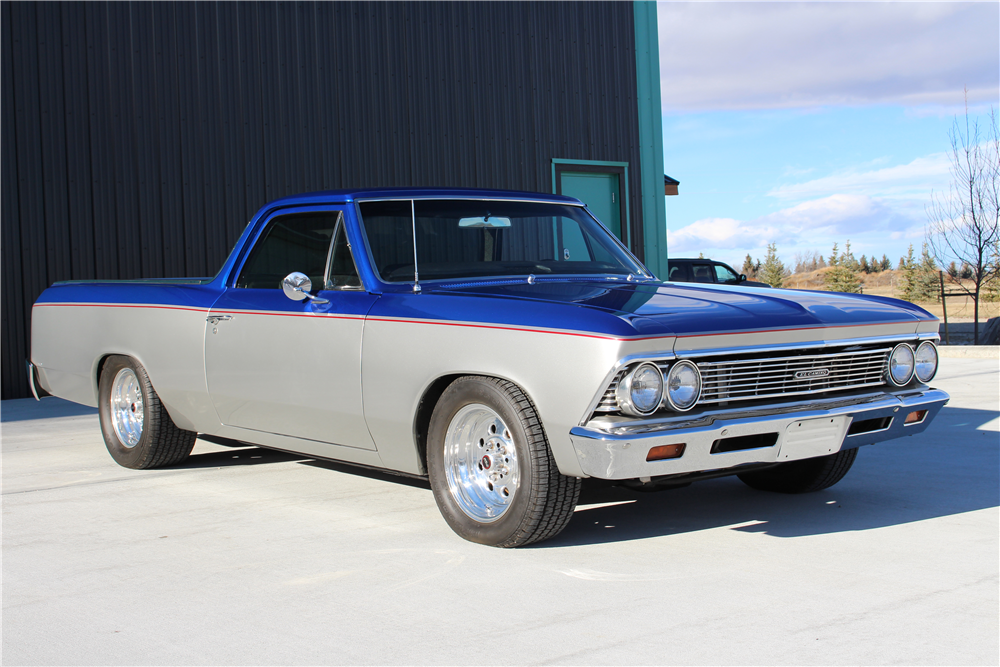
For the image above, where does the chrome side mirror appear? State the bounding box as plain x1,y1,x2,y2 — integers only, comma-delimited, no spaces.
282,272,329,304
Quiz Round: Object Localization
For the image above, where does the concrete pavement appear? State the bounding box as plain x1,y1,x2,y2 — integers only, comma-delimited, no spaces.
2,357,997,665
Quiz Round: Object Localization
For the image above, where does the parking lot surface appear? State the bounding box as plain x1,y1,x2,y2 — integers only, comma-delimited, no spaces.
2,357,997,665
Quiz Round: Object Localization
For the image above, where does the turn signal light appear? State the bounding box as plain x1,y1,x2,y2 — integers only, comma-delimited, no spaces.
646,443,686,461
905,410,927,425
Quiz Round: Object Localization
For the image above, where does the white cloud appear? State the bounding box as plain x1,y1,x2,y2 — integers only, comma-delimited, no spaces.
658,2,1000,112
668,194,921,256
768,153,951,201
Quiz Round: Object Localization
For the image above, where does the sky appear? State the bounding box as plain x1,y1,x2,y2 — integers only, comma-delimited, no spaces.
657,1,1000,272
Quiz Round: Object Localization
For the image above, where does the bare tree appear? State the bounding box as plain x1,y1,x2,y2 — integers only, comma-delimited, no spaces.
926,99,1000,344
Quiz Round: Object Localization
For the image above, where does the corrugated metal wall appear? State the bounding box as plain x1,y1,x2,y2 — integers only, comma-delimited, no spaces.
1,1,643,399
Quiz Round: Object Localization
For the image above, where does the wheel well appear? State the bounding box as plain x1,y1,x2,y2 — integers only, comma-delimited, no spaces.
412,374,463,475
95,354,115,396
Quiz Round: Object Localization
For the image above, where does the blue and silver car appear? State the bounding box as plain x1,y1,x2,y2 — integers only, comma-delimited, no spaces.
29,188,948,547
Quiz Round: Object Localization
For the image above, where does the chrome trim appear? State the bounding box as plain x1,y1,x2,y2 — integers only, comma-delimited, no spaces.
410,199,420,291
26,361,42,401
321,212,343,289
353,196,587,206
615,362,663,417
569,388,950,479
676,333,937,359
663,360,702,412
914,341,939,383
579,351,677,424
887,343,916,387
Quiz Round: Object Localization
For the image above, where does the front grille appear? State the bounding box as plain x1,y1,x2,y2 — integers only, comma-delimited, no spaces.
692,347,890,404
594,371,625,412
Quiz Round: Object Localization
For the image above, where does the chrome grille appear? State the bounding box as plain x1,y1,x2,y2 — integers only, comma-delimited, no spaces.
594,371,625,412
692,347,890,404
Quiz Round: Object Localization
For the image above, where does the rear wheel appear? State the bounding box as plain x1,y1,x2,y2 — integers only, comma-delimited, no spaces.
98,355,196,469
738,448,858,494
427,376,580,547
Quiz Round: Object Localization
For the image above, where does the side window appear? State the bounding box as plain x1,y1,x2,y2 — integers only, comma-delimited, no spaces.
691,263,714,283
236,212,338,289
714,264,740,284
327,220,363,289
667,263,691,282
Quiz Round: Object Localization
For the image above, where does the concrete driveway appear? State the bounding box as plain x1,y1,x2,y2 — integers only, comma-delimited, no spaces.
2,357,997,665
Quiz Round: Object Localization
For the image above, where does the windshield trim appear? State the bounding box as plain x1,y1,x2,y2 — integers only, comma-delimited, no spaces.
354,198,649,288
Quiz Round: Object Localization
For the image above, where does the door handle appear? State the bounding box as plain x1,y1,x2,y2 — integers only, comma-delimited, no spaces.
206,315,233,325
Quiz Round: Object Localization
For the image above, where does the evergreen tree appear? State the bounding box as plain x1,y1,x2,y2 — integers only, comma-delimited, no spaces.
759,243,786,288
741,253,759,279
947,260,959,277
898,244,919,302
859,255,870,273
824,243,861,293
916,243,940,302
880,255,892,272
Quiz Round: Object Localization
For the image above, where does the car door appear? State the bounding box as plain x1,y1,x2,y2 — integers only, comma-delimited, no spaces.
204,205,379,450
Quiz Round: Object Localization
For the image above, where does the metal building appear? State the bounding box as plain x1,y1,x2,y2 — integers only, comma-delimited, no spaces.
1,1,665,399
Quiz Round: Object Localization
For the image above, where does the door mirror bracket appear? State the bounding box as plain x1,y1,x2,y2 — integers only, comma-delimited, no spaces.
282,272,329,304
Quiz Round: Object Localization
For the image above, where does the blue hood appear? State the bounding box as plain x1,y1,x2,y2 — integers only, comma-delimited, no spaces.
431,280,935,338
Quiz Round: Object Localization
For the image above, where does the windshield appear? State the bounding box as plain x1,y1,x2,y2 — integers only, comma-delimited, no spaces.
358,199,647,283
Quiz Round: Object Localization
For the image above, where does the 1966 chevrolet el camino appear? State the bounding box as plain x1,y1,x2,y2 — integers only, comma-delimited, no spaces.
29,188,949,547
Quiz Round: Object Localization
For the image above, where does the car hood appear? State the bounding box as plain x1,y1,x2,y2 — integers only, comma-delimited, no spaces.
431,280,936,338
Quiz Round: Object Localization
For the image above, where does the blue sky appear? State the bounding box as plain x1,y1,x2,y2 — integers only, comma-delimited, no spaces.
657,1,1000,271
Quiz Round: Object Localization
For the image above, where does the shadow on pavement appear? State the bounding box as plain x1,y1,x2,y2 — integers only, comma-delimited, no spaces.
539,405,999,548
172,445,310,468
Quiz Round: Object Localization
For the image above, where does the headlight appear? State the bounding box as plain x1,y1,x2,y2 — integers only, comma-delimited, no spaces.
887,343,915,386
615,362,663,416
914,341,939,383
665,360,702,412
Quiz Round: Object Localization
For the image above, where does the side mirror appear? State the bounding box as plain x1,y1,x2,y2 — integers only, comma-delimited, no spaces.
739,274,748,283
282,272,329,304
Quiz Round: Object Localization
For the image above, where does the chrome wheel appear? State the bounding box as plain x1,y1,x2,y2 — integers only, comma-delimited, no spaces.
443,403,519,522
110,368,144,448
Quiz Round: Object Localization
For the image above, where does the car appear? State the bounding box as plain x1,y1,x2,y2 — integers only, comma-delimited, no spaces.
28,188,949,547
666,257,771,287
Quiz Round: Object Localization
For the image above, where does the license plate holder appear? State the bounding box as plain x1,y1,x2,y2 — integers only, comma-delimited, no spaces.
778,415,851,461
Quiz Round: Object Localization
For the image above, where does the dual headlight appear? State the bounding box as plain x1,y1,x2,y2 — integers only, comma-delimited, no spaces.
615,361,702,416
888,341,938,386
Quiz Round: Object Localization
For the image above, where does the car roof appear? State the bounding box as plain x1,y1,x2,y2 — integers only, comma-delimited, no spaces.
265,187,583,207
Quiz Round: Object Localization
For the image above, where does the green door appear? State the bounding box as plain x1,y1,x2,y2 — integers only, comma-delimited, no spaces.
560,172,624,246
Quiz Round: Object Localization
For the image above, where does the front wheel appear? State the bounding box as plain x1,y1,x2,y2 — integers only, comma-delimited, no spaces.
427,376,580,547
98,355,196,469
737,448,858,494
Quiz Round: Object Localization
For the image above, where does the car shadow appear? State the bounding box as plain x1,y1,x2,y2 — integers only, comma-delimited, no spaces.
298,459,431,490
536,405,999,548
171,444,310,468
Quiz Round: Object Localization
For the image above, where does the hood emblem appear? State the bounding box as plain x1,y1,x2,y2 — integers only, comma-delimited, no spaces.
795,369,830,379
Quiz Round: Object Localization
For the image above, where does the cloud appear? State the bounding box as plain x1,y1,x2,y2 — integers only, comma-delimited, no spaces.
658,2,1000,111
768,153,951,201
667,194,919,254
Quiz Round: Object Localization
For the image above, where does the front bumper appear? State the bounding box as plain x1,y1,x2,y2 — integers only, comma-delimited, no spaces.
569,387,950,480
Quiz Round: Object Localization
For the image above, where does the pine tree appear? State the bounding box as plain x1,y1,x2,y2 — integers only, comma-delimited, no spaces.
947,260,959,277
898,244,919,302
824,243,861,293
741,254,759,279
859,255,870,274
880,255,892,272
759,243,785,288
916,243,939,302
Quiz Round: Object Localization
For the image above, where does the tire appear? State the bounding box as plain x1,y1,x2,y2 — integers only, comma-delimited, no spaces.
98,355,196,469
737,447,858,494
427,376,581,547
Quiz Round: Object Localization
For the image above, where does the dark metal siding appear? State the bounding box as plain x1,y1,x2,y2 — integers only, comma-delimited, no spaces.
1,1,643,399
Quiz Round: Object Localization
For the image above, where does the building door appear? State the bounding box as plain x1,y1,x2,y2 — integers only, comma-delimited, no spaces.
554,161,630,250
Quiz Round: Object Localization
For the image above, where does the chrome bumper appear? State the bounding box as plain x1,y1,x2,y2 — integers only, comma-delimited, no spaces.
569,388,950,480
26,360,51,401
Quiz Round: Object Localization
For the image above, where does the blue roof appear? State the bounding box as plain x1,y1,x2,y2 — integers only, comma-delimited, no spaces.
267,187,582,207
